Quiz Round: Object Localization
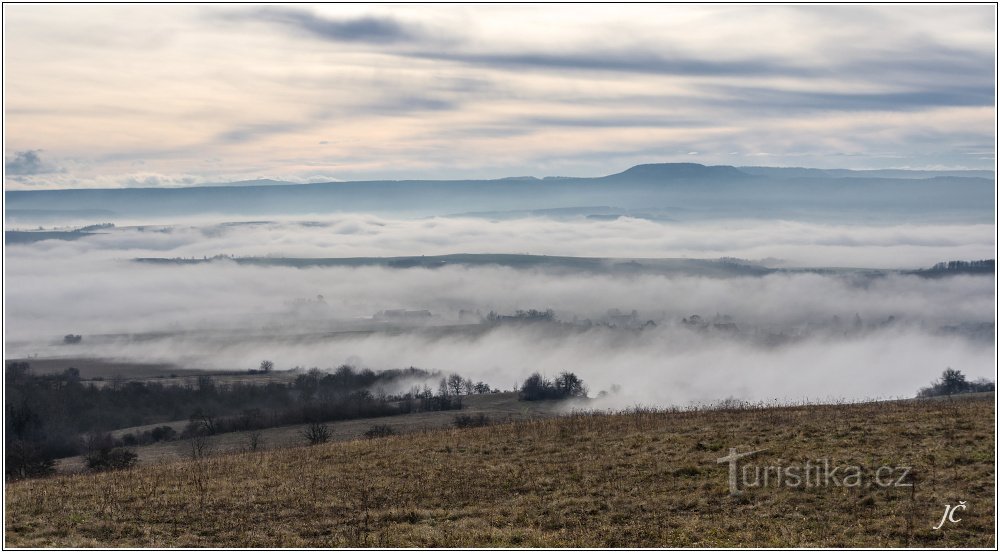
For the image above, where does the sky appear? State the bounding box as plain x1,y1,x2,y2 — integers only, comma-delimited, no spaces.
3,4,997,189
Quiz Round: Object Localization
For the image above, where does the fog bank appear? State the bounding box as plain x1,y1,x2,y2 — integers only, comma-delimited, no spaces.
5,214,994,406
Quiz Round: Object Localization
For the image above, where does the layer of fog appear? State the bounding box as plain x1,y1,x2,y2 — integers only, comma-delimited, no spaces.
5,254,995,340
8,214,995,269
5,260,994,405
5,214,994,406
7,320,994,407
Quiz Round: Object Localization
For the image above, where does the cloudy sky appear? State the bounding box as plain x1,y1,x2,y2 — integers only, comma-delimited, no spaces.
4,4,996,189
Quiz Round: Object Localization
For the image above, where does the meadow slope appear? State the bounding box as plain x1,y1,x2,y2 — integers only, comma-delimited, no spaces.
5,395,995,547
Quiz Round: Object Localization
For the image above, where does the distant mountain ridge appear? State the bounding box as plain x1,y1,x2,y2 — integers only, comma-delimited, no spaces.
5,163,994,223
737,166,995,180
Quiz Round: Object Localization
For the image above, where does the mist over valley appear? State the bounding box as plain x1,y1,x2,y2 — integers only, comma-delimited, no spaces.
6,167,995,406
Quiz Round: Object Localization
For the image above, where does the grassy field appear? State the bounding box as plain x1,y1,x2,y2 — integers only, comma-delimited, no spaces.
54,393,566,472
5,394,995,547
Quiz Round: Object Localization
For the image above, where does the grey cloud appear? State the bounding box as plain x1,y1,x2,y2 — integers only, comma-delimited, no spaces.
706,84,993,112
849,41,996,86
5,150,62,176
365,95,458,114
409,50,815,78
216,122,309,144
523,115,709,129
232,8,423,44
226,8,816,80
417,126,534,141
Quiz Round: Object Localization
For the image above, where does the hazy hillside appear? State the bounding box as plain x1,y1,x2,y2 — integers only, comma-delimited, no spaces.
6,163,995,222
133,253,775,277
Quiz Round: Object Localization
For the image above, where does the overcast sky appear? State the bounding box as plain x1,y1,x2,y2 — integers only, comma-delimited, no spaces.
4,4,996,189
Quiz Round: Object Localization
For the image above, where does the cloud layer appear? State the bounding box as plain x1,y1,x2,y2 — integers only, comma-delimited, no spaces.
4,5,995,188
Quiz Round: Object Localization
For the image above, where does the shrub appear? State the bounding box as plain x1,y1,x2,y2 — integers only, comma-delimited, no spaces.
243,430,265,452
364,424,397,439
302,422,331,445
85,448,138,472
5,440,56,479
453,414,492,428
149,425,177,442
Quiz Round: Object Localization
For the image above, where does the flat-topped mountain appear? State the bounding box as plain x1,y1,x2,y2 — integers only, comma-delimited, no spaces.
603,163,752,181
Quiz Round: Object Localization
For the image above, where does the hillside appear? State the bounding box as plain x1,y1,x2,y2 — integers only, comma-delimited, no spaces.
5,394,994,547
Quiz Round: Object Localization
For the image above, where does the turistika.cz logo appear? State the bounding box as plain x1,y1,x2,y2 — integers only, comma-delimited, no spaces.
716,448,912,496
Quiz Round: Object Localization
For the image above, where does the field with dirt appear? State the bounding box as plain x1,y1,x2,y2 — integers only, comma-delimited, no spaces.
5,394,994,547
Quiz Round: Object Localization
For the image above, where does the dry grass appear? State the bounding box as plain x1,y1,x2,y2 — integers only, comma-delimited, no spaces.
5,395,995,547
55,393,565,472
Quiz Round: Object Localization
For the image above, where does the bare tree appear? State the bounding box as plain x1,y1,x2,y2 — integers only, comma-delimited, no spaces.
447,374,464,396
259,360,274,373
302,422,331,445
188,409,218,435
187,434,212,460
242,430,264,452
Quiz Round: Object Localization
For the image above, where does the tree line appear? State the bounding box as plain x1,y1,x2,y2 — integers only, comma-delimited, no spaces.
5,360,588,479
928,259,994,272
4,362,477,479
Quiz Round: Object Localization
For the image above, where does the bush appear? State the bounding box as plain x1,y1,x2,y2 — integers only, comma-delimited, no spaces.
6,440,56,479
302,422,331,445
364,424,397,439
149,425,177,442
453,414,491,428
85,447,138,472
